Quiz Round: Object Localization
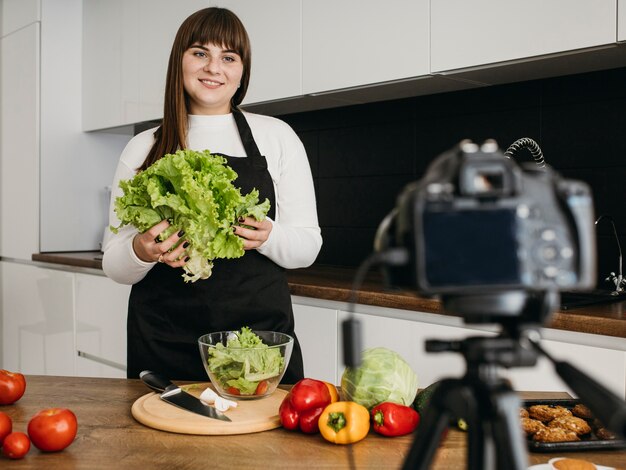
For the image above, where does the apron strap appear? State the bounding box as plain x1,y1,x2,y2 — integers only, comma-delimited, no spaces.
232,108,267,170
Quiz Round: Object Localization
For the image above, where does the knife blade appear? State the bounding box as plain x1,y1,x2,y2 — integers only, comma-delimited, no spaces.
139,370,231,422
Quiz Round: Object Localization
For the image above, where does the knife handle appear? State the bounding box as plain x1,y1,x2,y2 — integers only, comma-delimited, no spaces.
140,370,174,393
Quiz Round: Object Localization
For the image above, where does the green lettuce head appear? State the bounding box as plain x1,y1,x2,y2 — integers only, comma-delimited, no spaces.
111,149,270,282
341,347,418,410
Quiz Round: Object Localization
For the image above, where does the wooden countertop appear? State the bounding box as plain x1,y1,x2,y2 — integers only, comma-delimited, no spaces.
30,251,626,339
2,375,623,469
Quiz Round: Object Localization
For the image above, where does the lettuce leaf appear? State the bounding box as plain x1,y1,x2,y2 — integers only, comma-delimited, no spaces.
111,149,270,282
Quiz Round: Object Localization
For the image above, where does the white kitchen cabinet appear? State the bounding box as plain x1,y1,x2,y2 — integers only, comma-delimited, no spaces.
215,0,301,105
617,0,626,41
1,262,75,376
301,0,429,94
431,0,617,73
1,0,40,36
292,300,338,384
82,0,207,130
81,0,125,131
0,21,40,260
74,273,130,378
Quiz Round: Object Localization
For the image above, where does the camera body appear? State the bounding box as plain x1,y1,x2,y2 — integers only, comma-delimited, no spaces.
375,140,596,298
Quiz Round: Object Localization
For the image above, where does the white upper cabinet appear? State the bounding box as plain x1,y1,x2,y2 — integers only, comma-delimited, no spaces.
82,0,207,131
0,22,39,259
617,0,626,41
431,0,617,73
1,0,40,36
215,0,301,105
82,0,125,131
302,0,430,94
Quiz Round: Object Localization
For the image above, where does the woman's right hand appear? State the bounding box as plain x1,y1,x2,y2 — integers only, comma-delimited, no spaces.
132,220,188,267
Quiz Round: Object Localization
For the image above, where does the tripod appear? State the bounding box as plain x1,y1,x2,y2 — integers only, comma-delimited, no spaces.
400,294,626,469
402,332,536,470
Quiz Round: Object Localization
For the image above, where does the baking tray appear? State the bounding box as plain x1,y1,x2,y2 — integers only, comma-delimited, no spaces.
523,399,626,453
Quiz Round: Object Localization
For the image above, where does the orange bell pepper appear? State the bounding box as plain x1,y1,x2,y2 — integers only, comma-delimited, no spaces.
318,401,370,444
324,382,340,403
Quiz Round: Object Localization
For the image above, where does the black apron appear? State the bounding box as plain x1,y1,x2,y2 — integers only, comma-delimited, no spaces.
127,109,304,383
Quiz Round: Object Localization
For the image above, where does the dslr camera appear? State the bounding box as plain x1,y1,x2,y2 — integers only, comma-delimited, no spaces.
375,139,596,316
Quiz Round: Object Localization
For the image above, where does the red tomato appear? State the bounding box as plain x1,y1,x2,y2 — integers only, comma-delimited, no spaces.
254,380,268,395
0,411,12,446
226,386,241,396
0,369,26,405
1,432,30,459
27,408,77,452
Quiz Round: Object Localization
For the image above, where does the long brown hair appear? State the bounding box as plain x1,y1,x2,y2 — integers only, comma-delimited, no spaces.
139,7,251,171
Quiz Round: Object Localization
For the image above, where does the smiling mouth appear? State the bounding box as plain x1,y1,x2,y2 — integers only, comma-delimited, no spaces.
200,79,223,86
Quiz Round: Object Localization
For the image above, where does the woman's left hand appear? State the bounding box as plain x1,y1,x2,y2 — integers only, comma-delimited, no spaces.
233,217,272,250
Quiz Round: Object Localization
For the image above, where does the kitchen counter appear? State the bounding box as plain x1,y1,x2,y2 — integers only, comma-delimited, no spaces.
30,252,626,339
2,375,624,469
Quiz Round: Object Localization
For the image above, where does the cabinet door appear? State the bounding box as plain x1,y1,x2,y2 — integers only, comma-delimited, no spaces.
431,0,617,72
337,310,468,389
0,22,39,259
74,273,131,378
215,0,301,104
292,300,338,384
1,0,40,36
1,262,75,376
302,0,429,94
617,0,626,41
82,0,125,130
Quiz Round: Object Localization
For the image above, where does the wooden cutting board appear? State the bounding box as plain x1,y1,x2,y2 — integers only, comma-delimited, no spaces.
131,382,288,435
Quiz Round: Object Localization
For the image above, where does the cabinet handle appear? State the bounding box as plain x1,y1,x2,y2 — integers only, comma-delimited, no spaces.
77,350,126,371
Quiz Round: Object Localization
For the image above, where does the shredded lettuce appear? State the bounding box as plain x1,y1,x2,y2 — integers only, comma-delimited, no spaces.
208,327,284,395
111,149,270,282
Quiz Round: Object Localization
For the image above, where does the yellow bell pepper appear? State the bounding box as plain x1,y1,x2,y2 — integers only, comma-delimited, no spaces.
318,401,370,444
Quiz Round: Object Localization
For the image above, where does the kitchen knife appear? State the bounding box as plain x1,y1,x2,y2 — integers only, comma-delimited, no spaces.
139,370,231,422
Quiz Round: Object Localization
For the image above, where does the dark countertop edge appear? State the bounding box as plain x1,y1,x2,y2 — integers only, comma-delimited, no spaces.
31,251,103,269
27,252,626,340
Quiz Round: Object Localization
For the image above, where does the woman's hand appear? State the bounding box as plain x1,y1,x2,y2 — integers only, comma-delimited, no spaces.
233,217,272,250
132,220,189,267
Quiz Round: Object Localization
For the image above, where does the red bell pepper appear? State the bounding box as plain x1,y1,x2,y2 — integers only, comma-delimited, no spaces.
279,378,332,434
371,402,420,437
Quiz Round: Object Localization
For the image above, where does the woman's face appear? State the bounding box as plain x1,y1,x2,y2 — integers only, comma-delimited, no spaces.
182,42,244,115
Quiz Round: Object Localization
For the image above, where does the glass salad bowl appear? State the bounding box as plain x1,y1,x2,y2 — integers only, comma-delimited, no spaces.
198,329,293,400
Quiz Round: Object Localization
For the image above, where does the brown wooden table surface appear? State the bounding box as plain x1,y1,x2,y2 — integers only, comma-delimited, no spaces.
1,376,624,469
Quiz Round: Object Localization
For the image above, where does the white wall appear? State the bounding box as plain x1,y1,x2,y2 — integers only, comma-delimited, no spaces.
39,0,131,252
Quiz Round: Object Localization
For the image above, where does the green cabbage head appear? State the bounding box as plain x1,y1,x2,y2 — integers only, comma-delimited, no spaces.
341,347,418,410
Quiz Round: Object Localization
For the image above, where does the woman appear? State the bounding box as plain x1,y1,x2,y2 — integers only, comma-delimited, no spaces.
102,7,322,383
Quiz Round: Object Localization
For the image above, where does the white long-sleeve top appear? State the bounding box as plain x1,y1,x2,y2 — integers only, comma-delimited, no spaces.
102,112,322,285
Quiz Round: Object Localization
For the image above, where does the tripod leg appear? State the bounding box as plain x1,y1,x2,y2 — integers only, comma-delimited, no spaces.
401,394,452,470
491,386,529,470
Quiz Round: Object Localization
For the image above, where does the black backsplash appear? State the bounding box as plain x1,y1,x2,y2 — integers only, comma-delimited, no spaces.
279,66,626,289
